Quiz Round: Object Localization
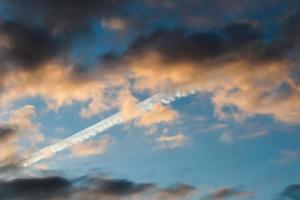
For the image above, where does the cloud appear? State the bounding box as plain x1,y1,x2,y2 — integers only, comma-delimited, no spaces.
0,20,62,70
0,175,197,200
101,17,128,31
155,184,196,200
99,17,300,124
2,0,132,36
117,89,179,127
220,129,269,143
0,64,116,117
71,137,114,157
0,105,43,169
0,176,71,200
8,105,44,144
89,178,154,197
0,126,18,164
0,4,299,124
0,126,17,143
138,104,179,126
279,183,300,200
118,89,142,121
203,187,254,200
220,132,234,143
274,150,300,166
156,133,189,149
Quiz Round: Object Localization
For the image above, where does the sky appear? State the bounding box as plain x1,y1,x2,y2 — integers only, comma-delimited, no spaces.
0,0,300,199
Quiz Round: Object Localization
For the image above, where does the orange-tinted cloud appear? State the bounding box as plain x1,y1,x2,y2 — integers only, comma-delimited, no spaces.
71,137,113,157
138,104,178,126
0,105,42,165
156,133,189,149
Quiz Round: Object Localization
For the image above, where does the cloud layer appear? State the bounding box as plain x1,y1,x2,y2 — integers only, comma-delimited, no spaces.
0,175,197,200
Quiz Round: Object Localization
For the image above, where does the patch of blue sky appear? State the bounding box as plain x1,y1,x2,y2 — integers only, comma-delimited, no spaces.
69,20,135,67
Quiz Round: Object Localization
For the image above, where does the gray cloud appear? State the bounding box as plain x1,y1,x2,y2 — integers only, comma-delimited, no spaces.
88,177,155,196
0,126,17,142
279,183,300,200
0,20,63,70
2,0,132,36
0,175,197,200
0,176,71,200
110,9,300,65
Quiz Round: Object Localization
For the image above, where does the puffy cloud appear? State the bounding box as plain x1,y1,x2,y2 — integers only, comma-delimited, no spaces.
99,17,300,124
1,4,299,125
118,89,142,121
156,133,189,149
0,105,43,169
138,104,178,126
0,64,114,117
117,89,179,126
71,137,114,157
8,105,44,144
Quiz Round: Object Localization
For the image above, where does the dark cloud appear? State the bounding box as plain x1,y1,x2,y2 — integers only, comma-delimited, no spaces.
0,20,63,71
0,176,71,200
0,0,299,75
0,0,133,81
0,126,19,171
100,22,272,67
91,178,154,196
3,0,132,36
263,11,300,60
0,126,17,142
280,184,300,200
99,6,300,70
0,175,196,200
126,29,223,63
222,22,262,49
280,12,300,46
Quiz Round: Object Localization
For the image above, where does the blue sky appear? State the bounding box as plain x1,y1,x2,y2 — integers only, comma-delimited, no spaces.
0,1,300,200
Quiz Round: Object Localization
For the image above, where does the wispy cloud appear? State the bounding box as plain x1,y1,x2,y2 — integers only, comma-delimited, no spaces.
274,150,300,166
156,133,189,149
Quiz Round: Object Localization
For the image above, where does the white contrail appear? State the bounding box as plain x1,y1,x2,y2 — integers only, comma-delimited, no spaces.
21,89,197,167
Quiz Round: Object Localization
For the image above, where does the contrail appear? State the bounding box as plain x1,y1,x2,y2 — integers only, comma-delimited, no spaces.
21,89,197,167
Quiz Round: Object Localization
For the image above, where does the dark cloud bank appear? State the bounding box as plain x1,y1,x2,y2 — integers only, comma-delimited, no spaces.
102,10,300,69
0,175,195,200
279,183,300,200
0,0,299,74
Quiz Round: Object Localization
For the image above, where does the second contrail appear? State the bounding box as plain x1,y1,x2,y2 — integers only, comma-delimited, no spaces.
21,89,197,167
